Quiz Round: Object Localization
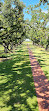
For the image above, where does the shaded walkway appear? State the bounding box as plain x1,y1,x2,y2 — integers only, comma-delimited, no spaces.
28,45,49,111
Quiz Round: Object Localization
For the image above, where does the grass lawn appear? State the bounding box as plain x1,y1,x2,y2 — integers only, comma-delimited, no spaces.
0,44,39,111
28,42,49,80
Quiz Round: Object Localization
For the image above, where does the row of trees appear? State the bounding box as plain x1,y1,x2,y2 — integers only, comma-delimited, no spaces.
35,0,49,7
0,0,49,53
0,0,26,53
26,5,49,50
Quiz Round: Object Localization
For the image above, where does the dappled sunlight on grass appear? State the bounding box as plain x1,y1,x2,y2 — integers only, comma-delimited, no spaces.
0,44,39,111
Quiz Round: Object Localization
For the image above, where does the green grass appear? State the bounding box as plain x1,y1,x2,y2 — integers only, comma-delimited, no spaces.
28,42,49,80
0,44,39,111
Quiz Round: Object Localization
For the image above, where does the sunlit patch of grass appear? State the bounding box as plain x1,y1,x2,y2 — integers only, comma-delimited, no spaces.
26,96,38,111
0,44,39,111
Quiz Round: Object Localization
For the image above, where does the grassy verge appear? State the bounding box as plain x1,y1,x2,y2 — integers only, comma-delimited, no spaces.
0,44,39,111
26,41,49,80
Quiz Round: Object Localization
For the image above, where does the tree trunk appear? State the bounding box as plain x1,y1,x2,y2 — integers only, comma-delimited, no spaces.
10,42,13,50
3,43,8,53
4,47,8,53
45,44,48,50
33,41,34,45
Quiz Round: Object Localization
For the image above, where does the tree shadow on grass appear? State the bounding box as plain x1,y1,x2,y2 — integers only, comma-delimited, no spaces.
0,50,39,111
37,59,46,67
33,53,48,68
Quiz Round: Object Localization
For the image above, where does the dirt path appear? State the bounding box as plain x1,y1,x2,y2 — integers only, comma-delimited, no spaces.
28,46,49,111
